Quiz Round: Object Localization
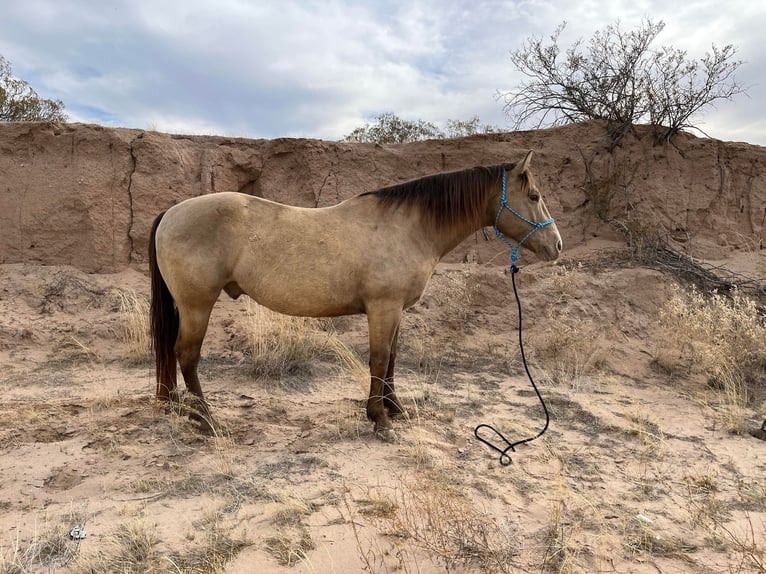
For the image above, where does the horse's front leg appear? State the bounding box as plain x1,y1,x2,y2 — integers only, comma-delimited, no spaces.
366,305,402,439
383,325,406,417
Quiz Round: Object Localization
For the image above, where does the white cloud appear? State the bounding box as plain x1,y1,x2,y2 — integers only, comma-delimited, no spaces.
0,0,763,144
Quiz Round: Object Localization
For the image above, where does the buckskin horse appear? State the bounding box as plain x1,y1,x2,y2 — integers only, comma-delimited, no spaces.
149,151,562,438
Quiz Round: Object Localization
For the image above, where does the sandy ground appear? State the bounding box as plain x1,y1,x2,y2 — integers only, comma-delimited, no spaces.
1,241,765,573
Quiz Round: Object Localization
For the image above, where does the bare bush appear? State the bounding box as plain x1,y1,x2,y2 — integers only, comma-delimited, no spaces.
655,285,766,432
499,19,745,146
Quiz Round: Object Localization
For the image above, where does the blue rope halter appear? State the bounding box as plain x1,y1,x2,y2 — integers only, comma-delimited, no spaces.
494,170,555,272
475,168,556,466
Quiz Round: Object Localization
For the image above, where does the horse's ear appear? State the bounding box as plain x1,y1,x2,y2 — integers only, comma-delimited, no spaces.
511,150,534,177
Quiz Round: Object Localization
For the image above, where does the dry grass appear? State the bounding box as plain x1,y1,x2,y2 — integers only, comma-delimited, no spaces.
243,298,365,387
0,512,84,573
263,494,315,567
431,269,473,332
360,471,522,574
655,284,766,433
623,514,688,560
165,505,249,573
116,289,151,363
68,510,157,573
534,309,609,390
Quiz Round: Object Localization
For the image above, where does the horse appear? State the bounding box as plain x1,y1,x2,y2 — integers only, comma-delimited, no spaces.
148,150,562,438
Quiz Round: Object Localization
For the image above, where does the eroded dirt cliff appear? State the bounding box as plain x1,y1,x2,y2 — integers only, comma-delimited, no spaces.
1,121,763,272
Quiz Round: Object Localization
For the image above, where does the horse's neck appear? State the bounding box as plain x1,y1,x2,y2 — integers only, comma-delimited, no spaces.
339,193,482,260
429,219,483,259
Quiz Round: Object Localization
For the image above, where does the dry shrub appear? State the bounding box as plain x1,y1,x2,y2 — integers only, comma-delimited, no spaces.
548,265,584,300
431,270,473,331
70,514,157,573
116,289,151,363
534,311,608,389
371,473,521,573
244,299,362,384
166,505,249,573
655,285,766,432
0,520,79,573
264,496,315,567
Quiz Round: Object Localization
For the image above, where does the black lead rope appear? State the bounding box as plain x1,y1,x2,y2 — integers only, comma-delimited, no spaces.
474,264,550,466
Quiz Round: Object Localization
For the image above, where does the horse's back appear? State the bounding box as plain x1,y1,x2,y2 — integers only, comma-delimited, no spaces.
154,191,436,317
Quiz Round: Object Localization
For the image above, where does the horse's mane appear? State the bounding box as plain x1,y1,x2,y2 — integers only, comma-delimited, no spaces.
362,164,513,229
361,163,532,230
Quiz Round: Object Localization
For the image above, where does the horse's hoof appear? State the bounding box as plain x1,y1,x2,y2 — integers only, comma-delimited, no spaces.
374,426,397,443
188,411,218,435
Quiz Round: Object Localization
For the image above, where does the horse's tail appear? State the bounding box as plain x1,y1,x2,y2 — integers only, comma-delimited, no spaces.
149,212,178,402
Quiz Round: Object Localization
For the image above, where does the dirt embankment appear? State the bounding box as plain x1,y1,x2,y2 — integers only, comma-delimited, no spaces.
1,121,764,272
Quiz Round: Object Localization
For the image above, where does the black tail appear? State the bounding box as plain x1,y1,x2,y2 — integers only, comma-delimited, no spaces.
149,212,179,402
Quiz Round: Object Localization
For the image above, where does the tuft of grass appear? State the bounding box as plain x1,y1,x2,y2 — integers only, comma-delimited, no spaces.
262,493,316,567
243,298,364,387
655,284,766,433
534,310,608,390
54,334,97,363
541,498,578,573
0,507,89,572
263,531,314,568
368,472,521,574
623,515,689,559
69,513,158,573
165,505,249,573
116,289,151,363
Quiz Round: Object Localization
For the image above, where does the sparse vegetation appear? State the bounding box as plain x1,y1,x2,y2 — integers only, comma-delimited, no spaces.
343,112,499,143
2,233,765,574
354,472,522,574
655,284,766,432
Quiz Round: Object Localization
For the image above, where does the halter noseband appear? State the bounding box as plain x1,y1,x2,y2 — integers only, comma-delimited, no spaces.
494,170,555,272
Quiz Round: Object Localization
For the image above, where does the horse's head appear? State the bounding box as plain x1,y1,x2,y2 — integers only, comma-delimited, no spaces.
489,151,562,264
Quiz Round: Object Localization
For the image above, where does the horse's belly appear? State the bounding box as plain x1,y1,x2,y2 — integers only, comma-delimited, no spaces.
244,280,365,318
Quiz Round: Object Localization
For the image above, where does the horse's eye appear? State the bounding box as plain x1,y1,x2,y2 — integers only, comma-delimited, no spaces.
529,194,540,202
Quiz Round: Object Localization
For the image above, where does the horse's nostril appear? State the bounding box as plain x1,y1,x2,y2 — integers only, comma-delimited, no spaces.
556,239,563,252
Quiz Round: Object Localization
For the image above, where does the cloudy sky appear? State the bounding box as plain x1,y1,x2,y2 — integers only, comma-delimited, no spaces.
1,0,764,145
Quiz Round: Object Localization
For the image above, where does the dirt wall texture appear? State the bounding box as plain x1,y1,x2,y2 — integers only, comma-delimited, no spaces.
0,120,763,272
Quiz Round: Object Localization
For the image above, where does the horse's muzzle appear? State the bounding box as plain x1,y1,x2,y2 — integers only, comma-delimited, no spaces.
545,238,563,261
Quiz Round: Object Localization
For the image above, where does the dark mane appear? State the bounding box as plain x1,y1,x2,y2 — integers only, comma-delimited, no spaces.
361,163,519,230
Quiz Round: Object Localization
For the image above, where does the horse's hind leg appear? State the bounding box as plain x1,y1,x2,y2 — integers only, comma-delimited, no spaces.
175,299,217,433
383,325,405,417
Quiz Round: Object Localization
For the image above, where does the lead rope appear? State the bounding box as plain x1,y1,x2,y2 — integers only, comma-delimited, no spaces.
474,170,553,466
